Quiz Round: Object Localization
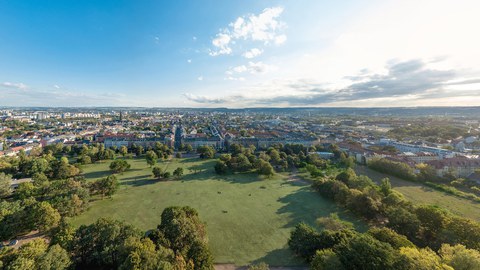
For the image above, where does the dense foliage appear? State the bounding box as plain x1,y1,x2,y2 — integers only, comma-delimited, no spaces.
0,207,214,270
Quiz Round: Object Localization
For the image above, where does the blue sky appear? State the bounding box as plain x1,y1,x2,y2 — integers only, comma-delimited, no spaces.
1,0,479,107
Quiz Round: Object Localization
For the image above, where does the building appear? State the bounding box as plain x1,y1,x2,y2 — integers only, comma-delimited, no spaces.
427,157,480,178
401,152,440,164
104,137,166,148
181,135,223,150
226,135,318,150
381,140,453,157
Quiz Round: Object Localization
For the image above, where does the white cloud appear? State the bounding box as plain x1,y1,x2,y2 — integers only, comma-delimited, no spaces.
247,61,276,74
183,93,227,104
192,36,197,41
225,61,277,80
209,6,286,56
274,34,287,45
230,7,284,42
197,76,204,81
209,33,232,56
187,59,192,63
232,65,248,73
1,82,28,90
53,84,60,89
243,48,263,59
225,76,245,81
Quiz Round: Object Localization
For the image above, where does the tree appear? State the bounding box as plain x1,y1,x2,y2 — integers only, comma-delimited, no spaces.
71,218,141,269
340,153,355,168
146,150,158,167
441,216,480,250
26,158,50,176
385,206,421,242
173,167,184,179
32,172,49,194
152,166,164,180
336,169,357,185
380,178,392,196
119,237,174,270
153,206,208,257
197,146,215,159
214,161,228,174
235,154,252,171
316,213,354,231
51,160,80,180
119,146,128,156
395,247,448,270
345,189,380,220
336,234,397,270
37,244,72,270
439,244,480,270
416,163,437,182
311,249,344,270
0,173,12,198
15,182,36,199
248,262,270,270
288,223,322,261
79,155,92,165
257,160,274,178
49,219,76,250
268,149,281,164
162,171,171,179
133,145,144,156
94,175,119,198
306,164,323,178
6,239,48,270
32,201,61,232
367,227,414,249
368,158,416,181
415,205,450,247
187,241,214,270
110,159,131,173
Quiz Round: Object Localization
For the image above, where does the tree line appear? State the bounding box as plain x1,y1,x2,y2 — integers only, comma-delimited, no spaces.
0,206,214,270
289,166,480,269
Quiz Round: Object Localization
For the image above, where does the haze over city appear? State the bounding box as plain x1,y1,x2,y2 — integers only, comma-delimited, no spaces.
1,0,479,107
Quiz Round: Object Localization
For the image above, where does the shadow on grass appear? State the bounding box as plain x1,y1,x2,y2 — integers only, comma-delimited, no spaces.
120,174,152,182
354,165,421,188
83,168,144,180
83,170,112,180
275,185,368,232
252,248,306,267
122,178,159,187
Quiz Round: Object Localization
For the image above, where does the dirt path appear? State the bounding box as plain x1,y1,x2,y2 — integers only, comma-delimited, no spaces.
286,169,310,185
6,231,47,249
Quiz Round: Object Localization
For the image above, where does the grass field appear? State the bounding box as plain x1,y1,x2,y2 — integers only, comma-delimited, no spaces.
72,158,367,266
355,166,480,221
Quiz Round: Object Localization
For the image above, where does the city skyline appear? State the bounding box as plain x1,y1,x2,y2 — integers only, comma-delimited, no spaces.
1,0,480,107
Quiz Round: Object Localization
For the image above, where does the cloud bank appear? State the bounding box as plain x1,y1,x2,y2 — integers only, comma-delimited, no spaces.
185,59,480,107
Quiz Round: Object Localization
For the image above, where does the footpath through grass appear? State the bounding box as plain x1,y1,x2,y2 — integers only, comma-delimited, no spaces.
73,158,366,266
355,166,480,221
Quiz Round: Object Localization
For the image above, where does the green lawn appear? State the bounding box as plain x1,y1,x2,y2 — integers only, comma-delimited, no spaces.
73,158,366,266
355,166,480,221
